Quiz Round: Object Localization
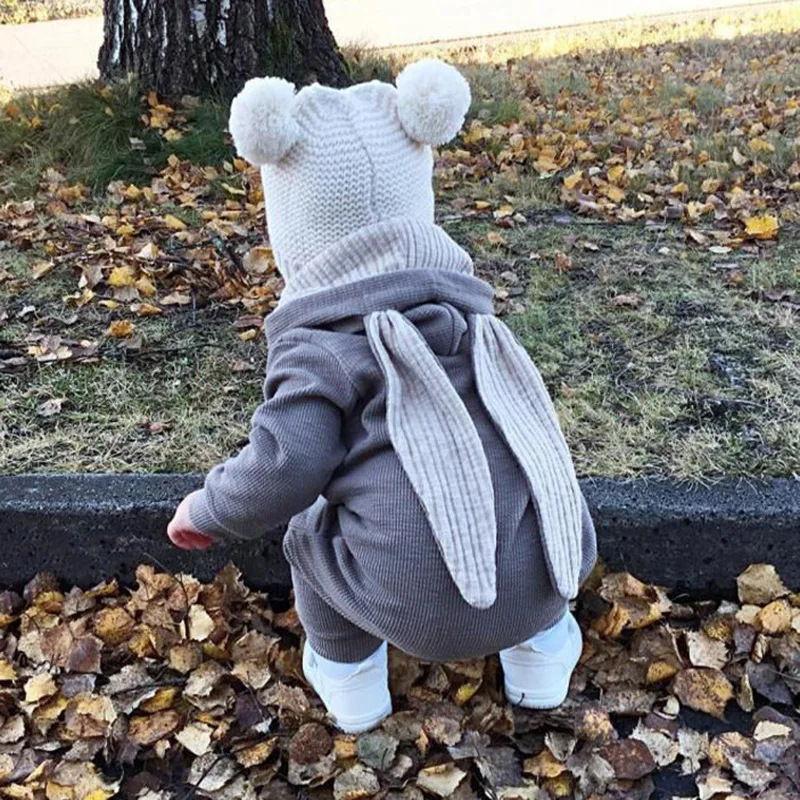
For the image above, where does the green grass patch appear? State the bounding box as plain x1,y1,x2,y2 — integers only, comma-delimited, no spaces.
0,80,232,195
4,218,799,478
452,218,800,479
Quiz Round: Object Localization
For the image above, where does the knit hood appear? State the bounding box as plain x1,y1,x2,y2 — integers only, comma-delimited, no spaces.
228,60,471,289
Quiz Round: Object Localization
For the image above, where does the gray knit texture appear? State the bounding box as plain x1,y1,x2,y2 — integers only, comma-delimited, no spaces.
189,220,597,662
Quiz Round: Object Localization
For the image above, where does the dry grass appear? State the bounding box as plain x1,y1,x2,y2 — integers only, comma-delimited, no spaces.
3,217,799,478
0,0,99,24
2,9,800,478
455,216,800,479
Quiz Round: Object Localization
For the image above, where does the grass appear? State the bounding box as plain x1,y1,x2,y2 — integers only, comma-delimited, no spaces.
1,251,264,473
0,80,230,195
2,15,800,479
3,216,799,478
0,0,99,24
457,218,800,479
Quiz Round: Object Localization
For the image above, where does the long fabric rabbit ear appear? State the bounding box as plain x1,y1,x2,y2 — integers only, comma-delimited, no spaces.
395,59,471,146
229,77,300,166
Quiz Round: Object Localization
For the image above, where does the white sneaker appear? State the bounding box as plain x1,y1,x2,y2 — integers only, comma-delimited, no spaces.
302,642,392,733
500,612,583,709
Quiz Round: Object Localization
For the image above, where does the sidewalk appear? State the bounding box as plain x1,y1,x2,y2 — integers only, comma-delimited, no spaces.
0,16,102,88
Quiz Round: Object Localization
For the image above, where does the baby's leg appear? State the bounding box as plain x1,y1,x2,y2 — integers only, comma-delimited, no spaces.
292,569,392,732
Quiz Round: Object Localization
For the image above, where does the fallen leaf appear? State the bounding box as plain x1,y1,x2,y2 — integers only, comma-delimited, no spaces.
611,292,643,308
737,564,788,605
673,668,733,719
416,763,467,798
37,398,65,417
744,214,779,240
107,320,135,338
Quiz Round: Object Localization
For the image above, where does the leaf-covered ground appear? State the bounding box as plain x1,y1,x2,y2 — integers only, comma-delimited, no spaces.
1,25,800,477
0,0,100,25
1,560,800,799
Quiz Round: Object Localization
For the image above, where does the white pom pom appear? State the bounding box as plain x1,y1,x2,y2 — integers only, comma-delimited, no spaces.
229,77,300,166
395,59,471,146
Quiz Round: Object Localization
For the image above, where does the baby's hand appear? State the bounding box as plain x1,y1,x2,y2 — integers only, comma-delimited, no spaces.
167,491,215,551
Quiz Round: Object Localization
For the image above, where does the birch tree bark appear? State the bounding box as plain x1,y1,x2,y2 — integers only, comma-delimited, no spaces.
98,0,350,98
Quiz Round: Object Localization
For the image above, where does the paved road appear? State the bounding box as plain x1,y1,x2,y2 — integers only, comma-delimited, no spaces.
0,0,781,90
0,16,102,89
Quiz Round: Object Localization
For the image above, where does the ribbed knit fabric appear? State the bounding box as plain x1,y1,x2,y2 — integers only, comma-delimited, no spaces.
261,82,435,280
189,222,598,661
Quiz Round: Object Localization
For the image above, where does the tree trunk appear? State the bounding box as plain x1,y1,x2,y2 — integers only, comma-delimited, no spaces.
98,0,350,98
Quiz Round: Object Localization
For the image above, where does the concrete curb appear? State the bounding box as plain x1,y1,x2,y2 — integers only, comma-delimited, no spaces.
3,474,800,595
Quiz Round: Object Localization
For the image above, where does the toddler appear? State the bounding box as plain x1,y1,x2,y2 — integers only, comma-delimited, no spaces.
168,60,597,733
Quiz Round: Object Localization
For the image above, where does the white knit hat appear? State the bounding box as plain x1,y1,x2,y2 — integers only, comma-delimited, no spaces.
228,60,471,282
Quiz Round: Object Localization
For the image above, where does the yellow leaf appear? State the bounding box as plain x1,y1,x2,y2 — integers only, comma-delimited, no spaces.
163,128,183,142
108,265,136,288
123,185,142,201
473,200,492,210
670,182,689,196
493,204,515,220
24,674,57,704
163,214,187,231
524,749,566,778
673,667,733,719
607,165,626,185
454,682,480,705
139,687,179,713
563,172,583,190
31,261,54,280
93,606,135,644
486,232,507,247
136,303,162,317
135,276,157,297
221,182,246,196
605,185,626,203
749,137,774,153
116,223,135,237
535,148,561,173
701,177,722,193
745,214,779,240
0,660,16,682
239,329,259,342
107,320,135,339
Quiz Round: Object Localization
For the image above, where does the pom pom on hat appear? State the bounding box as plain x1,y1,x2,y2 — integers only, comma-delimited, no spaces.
229,77,300,166
396,59,471,146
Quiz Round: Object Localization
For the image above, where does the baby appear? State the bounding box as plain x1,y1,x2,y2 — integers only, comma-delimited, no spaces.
168,60,597,733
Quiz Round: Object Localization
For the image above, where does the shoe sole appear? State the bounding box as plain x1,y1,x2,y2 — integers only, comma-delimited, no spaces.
504,681,571,710
332,701,393,734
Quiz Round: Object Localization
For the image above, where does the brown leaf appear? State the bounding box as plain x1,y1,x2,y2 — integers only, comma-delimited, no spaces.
737,564,788,605
601,739,656,780
93,607,135,646
611,292,643,309
673,668,733,719
127,710,182,746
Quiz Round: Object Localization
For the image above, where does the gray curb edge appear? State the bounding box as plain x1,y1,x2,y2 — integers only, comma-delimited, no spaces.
3,474,800,596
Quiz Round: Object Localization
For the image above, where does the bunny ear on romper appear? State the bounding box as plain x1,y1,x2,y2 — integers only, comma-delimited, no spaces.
228,77,300,167
395,59,471,146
